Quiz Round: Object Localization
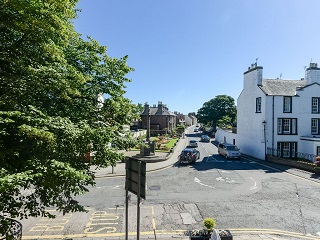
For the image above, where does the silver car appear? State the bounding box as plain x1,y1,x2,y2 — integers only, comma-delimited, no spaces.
188,140,198,148
218,143,241,159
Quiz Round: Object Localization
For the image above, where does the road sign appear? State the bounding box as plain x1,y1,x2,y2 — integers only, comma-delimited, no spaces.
125,157,146,199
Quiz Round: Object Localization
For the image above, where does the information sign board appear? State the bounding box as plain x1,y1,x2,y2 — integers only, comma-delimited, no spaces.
125,158,146,199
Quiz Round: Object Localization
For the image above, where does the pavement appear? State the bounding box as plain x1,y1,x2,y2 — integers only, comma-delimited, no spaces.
88,137,320,240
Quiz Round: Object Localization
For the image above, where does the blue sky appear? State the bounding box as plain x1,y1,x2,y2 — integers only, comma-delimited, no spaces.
74,0,320,114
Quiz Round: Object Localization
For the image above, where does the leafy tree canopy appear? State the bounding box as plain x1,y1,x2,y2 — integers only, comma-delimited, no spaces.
196,95,236,130
136,103,144,114
0,0,139,232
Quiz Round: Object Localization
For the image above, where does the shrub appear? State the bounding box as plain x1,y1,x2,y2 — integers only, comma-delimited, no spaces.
314,167,320,174
203,217,216,230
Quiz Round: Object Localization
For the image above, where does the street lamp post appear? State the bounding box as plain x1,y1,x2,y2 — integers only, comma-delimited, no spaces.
262,120,267,160
146,109,150,142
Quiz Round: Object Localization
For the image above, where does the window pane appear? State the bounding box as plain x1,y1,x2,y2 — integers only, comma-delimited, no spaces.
291,119,296,134
284,97,291,112
283,142,290,157
283,119,290,133
291,142,297,157
312,119,319,134
277,119,282,133
256,97,261,112
277,142,281,157
312,98,319,113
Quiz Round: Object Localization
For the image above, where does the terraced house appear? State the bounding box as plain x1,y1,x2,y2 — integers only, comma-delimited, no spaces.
217,62,320,161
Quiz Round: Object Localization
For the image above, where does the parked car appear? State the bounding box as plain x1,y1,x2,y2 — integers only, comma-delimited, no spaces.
218,142,241,159
194,128,199,132
200,135,210,142
179,148,200,164
188,140,198,147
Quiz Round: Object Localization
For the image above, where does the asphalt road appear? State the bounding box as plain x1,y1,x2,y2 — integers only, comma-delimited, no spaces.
19,128,320,239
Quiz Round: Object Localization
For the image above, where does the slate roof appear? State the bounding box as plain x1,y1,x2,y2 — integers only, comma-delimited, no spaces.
259,79,307,96
151,107,175,116
141,106,175,116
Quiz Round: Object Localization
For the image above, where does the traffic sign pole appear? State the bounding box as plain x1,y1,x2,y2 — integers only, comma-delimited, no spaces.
125,157,146,240
137,161,141,240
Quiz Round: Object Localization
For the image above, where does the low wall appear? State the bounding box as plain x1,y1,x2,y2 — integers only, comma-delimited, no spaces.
131,129,147,139
267,155,316,172
215,128,237,144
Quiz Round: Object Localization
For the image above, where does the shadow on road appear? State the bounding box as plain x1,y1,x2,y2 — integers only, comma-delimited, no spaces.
173,152,283,175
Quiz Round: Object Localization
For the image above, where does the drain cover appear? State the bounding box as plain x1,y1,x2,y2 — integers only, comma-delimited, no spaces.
149,185,160,190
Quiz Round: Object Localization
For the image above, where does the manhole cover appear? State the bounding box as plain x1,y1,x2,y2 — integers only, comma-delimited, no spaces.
149,185,160,190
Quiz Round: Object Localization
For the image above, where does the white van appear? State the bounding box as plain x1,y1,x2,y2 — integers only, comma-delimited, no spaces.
218,143,241,159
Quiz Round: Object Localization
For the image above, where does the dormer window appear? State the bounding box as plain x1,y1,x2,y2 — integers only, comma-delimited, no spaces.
283,96,292,113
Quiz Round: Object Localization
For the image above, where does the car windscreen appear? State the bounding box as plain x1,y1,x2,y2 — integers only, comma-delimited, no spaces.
181,150,191,155
226,146,239,151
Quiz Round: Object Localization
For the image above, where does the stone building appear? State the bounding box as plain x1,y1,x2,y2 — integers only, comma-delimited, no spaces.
139,101,176,136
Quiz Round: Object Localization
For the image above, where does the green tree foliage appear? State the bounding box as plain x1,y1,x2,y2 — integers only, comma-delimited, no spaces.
0,0,139,232
216,115,232,129
196,95,236,130
136,103,144,114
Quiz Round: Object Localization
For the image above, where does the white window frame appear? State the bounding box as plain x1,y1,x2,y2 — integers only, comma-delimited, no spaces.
282,142,290,157
283,96,292,113
277,118,297,135
311,118,320,134
282,119,290,134
312,97,320,113
277,142,297,158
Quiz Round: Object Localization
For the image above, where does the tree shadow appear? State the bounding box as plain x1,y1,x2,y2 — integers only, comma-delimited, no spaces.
173,153,282,174
173,138,320,183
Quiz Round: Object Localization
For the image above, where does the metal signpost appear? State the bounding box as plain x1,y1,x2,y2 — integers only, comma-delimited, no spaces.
125,157,146,240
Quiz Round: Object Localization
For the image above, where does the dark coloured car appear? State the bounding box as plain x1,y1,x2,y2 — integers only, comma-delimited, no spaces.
179,148,200,164
200,135,210,142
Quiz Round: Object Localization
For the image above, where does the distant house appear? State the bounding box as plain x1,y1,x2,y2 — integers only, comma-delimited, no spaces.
184,115,192,126
188,112,197,125
139,101,176,136
174,111,186,126
216,62,320,161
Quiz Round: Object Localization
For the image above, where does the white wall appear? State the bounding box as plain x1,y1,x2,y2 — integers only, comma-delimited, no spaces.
215,129,237,145
272,84,320,155
237,67,266,160
224,64,320,160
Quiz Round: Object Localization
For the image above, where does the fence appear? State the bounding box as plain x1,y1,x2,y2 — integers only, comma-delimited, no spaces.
267,147,317,163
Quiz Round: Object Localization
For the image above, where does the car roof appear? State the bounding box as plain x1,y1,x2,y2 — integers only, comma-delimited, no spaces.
182,148,197,151
220,143,237,147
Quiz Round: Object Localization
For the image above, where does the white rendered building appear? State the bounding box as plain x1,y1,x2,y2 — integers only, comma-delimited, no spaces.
236,62,320,160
